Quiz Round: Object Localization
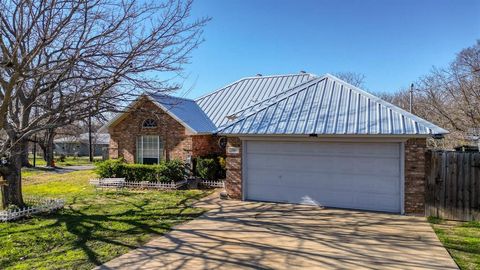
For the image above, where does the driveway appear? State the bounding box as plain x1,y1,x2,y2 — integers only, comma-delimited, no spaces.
97,196,458,270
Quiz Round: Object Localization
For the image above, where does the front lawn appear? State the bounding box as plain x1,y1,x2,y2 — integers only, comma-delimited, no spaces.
0,170,210,270
429,217,480,270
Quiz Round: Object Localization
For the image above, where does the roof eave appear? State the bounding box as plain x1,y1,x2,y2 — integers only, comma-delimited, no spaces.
217,133,445,138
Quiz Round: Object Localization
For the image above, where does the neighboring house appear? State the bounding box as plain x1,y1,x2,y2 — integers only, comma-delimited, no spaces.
54,132,110,157
104,73,448,215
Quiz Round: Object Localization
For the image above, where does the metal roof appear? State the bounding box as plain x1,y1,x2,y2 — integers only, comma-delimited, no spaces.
218,74,448,136
103,93,216,134
195,73,315,127
148,93,217,134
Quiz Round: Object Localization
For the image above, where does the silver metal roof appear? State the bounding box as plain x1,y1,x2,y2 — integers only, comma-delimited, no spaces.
103,93,216,134
195,73,315,127
149,93,217,134
218,74,448,136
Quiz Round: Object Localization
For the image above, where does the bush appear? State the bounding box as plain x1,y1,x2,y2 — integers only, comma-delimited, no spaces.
95,159,124,178
95,159,187,182
157,160,187,182
122,164,158,182
194,155,226,180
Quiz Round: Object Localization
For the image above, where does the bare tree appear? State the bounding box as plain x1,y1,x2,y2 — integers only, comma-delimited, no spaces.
415,41,480,147
334,72,366,88
375,41,480,149
0,0,209,208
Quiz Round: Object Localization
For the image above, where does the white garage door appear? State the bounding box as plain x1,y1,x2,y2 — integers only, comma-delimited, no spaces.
245,141,402,213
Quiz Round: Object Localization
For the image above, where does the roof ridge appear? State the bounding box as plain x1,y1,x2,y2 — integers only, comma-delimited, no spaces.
216,76,327,132
224,76,326,120
239,72,317,80
147,92,195,102
195,73,317,102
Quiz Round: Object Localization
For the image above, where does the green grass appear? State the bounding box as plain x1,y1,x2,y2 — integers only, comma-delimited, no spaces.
0,170,210,270
430,218,480,270
28,155,102,167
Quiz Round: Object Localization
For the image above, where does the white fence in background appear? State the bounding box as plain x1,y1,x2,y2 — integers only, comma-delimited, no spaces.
199,179,225,188
90,178,187,190
0,197,65,222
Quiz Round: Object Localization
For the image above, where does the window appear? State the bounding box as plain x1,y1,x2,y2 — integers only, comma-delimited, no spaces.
143,118,157,128
136,135,163,164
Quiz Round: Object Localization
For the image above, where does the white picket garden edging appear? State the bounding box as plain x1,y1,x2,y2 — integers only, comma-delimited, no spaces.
90,178,187,190
199,179,225,188
0,197,65,222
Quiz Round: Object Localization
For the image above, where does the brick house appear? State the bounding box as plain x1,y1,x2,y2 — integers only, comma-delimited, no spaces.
107,94,225,164
105,73,447,215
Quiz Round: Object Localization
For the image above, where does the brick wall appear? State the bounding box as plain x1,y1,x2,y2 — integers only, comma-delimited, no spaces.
108,98,191,163
404,138,427,215
192,135,225,157
225,137,242,199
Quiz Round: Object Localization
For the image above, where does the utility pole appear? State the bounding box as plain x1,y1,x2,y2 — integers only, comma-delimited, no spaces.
33,107,38,167
88,114,93,162
409,83,414,113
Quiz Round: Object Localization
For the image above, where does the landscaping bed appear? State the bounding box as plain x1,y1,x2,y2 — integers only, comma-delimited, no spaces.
0,169,210,270
93,159,225,191
429,217,480,270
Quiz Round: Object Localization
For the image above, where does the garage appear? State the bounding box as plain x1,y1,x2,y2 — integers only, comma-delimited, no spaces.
244,140,403,213
219,75,447,215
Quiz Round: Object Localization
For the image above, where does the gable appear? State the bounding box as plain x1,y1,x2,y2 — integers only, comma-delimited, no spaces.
110,98,189,135
106,94,216,134
148,93,216,134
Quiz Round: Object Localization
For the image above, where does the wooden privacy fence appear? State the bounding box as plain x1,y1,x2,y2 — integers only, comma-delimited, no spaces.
425,151,480,221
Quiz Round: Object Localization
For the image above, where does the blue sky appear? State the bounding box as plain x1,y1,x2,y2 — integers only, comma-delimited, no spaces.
176,0,480,98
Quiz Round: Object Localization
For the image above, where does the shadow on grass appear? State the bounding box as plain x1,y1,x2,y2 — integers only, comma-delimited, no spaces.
0,191,208,269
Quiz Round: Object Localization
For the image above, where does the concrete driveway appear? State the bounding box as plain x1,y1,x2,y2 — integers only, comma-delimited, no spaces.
97,196,458,270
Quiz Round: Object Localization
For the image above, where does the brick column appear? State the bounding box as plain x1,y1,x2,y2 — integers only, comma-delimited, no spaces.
404,138,427,215
225,137,242,199
108,137,119,159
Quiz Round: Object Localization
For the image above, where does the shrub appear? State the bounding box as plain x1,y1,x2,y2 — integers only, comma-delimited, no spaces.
95,159,125,178
157,160,188,182
95,159,187,182
122,164,158,182
194,155,226,180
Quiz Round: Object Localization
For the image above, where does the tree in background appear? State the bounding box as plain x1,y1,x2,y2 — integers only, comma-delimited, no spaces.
334,72,366,88
377,41,480,148
0,0,209,208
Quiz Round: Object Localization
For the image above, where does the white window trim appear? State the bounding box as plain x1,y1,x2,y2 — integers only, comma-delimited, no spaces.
136,135,162,164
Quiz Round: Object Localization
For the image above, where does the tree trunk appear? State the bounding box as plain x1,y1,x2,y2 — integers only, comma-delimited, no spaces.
38,129,56,167
20,138,31,167
45,144,54,167
44,130,55,167
38,143,47,162
0,144,25,209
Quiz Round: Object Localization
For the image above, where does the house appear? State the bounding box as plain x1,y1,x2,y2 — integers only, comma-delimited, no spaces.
54,132,110,157
105,73,448,215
